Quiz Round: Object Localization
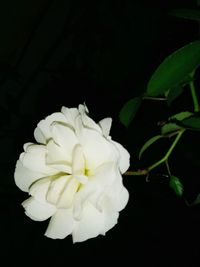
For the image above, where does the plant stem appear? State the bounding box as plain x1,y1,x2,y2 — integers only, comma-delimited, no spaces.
189,72,199,112
125,170,148,176
166,130,184,157
143,96,167,101
165,160,172,176
148,129,184,171
147,157,166,172
124,130,185,176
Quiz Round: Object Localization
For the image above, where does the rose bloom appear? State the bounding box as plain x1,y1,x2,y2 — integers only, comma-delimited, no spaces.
14,104,130,243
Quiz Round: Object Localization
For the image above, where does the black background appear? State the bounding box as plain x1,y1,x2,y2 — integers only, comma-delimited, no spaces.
1,0,200,266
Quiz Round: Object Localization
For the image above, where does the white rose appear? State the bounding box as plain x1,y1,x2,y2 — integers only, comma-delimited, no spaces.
14,104,130,243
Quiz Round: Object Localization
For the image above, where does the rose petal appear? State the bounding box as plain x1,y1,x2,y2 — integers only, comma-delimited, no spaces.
46,139,68,163
78,104,89,114
61,106,79,129
103,210,119,234
107,185,129,211
99,196,119,234
72,201,104,243
46,175,71,205
72,145,85,175
78,105,102,133
34,128,46,144
29,177,55,204
29,177,51,202
45,209,74,239
73,163,117,219
98,118,112,137
46,139,72,173
104,172,129,211
74,175,88,184
34,112,68,144
22,197,56,221
51,123,78,162
20,144,57,175
115,186,129,211
92,164,128,212
57,178,79,209
14,160,46,192
78,128,117,170
23,142,34,151
111,141,130,173
45,163,71,174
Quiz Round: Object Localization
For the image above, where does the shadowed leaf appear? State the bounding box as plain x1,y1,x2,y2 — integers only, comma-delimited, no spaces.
161,112,193,134
166,85,184,105
170,9,200,22
191,194,200,205
182,116,200,130
170,111,193,121
139,135,163,159
119,97,142,127
161,123,181,135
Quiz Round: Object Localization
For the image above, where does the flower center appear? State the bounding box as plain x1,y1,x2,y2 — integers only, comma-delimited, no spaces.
51,144,90,208
30,144,92,209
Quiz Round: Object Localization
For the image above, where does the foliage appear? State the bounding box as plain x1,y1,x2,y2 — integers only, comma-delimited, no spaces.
119,97,142,127
120,3,200,204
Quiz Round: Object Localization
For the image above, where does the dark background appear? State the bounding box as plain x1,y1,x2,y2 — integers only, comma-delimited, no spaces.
1,0,200,266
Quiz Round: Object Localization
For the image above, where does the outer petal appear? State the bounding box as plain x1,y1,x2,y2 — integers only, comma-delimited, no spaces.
106,181,129,211
104,170,129,211
111,141,130,173
103,210,119,234
78,104,89,114
20,144,57,174
93,165,129,212
61,106,79,129
14,160,46,192
22,197,56,221
34,128,46,145
72,201,104,243
98,118,112,137
34,112,68,144
29,177,51,203
78,104,102,133
45,209,74,239
116,186,129,211
100,196,119,234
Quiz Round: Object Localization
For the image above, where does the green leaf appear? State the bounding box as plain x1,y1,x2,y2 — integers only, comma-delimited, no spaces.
161,112,193,134
182,116,200,130
165,75,192,105
119,97,142,127
170,111,193,121
147,41,200,96
169,176,183,197
170,9,200,22
139,135,163,159
161,123,181,135
191,193,200,205
166,85,184,105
